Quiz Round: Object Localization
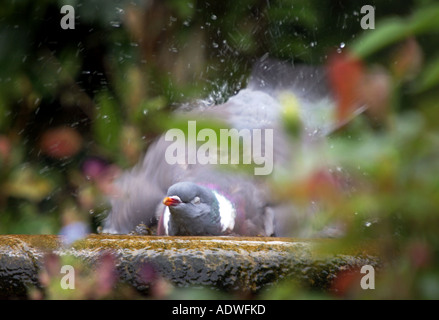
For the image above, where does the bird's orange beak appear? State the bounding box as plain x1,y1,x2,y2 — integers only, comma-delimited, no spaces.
163,196,182,207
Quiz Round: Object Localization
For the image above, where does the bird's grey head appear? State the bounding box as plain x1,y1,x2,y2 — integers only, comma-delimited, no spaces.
162,182,222,236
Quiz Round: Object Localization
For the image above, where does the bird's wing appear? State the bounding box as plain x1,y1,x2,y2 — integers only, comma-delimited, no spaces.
102,138,185,233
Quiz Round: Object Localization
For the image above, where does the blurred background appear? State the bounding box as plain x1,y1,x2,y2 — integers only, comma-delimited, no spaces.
1,0,439,299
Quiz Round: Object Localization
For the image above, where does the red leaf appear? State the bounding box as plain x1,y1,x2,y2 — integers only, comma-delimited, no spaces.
304,169,342,202
0,135,11,160
327,52,365,125
39,127,83,159
392,37,423,80
331,267,362,297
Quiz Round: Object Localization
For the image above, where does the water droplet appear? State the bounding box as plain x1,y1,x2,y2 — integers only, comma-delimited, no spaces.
212,42,219,48
39,166,50,174
340,42,345,49
211,14,217,20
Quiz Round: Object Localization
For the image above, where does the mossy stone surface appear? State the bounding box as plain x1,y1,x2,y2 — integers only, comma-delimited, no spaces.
0,235,380,296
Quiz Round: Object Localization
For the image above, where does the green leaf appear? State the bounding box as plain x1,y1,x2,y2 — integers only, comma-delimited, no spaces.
167,0,196,19
352,4,439,58
412,56,439,93
409,4,439,34
132,96,167,123
93,92,122,154
352,17,410,58
3,165,54,202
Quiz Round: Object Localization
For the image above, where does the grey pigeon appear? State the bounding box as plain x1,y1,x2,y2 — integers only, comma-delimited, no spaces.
102,57,342,236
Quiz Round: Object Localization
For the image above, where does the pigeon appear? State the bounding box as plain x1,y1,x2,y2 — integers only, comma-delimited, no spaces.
102,56,344,236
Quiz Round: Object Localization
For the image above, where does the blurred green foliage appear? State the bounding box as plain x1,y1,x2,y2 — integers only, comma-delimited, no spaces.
0,0,439,299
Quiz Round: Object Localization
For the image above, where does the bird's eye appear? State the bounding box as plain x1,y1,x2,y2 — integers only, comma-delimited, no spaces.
191,196,201,204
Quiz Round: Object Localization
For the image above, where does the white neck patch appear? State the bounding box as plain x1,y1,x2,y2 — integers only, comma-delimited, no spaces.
213,191,236,232
163,206,170,235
